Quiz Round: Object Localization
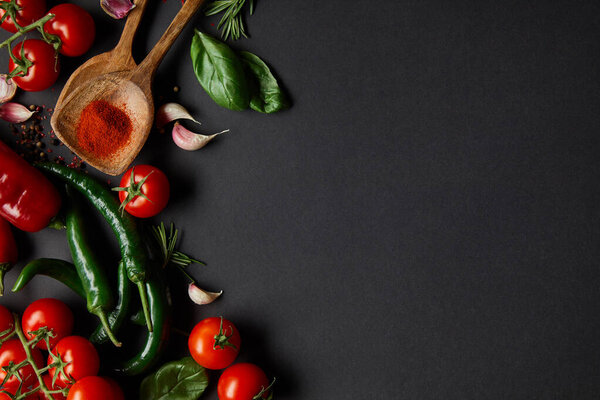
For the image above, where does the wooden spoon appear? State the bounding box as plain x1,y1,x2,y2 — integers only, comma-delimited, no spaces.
51,0,204,175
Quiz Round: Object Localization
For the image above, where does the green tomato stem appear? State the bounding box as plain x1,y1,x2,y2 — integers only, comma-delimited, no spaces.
12,314,58,400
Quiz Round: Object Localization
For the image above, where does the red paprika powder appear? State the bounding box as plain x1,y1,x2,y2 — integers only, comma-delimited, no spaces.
77,100,132,159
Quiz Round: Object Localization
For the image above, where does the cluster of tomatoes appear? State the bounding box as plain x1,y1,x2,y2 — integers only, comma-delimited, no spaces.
189,317,274,400
1,0,95,91
0,299,124,400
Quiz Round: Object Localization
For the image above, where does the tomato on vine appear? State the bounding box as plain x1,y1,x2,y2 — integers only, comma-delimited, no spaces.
0,338,44,392
0,0,46,33
188,316,241,370
22,298,74,350
39,374,67,400
48,336,100,388
114,165,170,218
8,39,59,91
66,376,119,400
217,363,274,400
43,4,95,57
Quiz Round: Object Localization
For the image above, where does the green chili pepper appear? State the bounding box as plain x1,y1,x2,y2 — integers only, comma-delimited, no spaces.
11,258,86,298
116,263,171,376
66,186,122,347
90,260,131,344
36,162,153,332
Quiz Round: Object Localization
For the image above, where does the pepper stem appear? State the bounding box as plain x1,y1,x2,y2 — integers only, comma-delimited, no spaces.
95,311,122,347
137,282,153,332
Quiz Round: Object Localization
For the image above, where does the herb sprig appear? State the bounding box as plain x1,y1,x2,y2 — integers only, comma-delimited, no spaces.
205,0,255,41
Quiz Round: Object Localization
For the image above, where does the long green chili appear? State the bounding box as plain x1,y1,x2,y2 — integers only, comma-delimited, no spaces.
12,258,86,298
36,162,153,332
66,186,121,347
116,261,171,376
90,260,131,344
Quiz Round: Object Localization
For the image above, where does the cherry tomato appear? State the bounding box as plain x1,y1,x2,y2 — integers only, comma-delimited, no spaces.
218,363,272,400
0,304,14,340
0,0,46,33
9,39,59,92
188,317,240,370
43,4,95,57
39,374,67,400
0,338,44,392
48,336,99,388
103,377,125,400
22,298,74,350
116,165,170,218
65,376,115,400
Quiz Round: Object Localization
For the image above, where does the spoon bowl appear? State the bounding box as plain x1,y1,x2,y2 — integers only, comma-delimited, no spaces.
52,72,153,175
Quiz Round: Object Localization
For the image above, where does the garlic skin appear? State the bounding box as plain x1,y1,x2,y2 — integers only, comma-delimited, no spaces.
100,0,135,19
0,102,35,123
172,122,229,151
156,103,200,128
188,283,222,305
0,75,16,103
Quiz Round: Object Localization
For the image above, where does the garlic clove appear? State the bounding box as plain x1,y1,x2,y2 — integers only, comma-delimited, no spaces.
188,283,222,305
156,103,200,129
100,0,135,19
172,122,229,151
0,102,35,123
0,75,17,103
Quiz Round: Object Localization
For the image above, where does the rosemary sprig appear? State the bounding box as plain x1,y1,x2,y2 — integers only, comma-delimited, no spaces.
205,0,255,41
152,222,206,269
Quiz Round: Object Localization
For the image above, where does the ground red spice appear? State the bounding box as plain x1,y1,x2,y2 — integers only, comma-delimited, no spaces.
77,100,132,159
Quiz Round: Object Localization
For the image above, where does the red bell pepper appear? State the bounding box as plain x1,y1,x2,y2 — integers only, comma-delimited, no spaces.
0,140,61,232
0,216,16,295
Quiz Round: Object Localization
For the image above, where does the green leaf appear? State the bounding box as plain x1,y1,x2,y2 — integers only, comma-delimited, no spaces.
191,30,250,111
239,51,290,114
139,357,209,400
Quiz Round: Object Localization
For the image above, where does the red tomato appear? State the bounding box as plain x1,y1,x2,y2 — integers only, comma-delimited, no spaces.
65,376,114,400
103,377,125,400
0,0,46,33
116,165,170,218
217,363,272,400
0,304,14,340
43,4,95,57
39,374,67,400
48,336,99,387
22,298,74,350
188,317,240,370
0,338,44,392
9,39,59,91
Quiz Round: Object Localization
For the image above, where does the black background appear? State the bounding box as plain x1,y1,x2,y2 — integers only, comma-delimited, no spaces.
1,0,600,398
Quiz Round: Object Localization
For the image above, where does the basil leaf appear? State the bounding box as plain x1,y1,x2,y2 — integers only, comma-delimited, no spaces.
190,30,250,111
239,51,290,114
139,357,208,400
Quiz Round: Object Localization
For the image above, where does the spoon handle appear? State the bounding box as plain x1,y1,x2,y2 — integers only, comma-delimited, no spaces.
113,0,151,61
134,0,204,79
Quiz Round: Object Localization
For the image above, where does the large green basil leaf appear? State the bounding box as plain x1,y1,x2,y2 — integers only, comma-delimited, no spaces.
190,30,250,111
139,357,208,400
239,51,290,113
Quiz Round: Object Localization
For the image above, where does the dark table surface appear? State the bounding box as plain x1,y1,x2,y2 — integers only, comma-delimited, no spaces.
1,0,600,398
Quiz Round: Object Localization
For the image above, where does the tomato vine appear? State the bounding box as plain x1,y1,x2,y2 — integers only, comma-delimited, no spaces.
0,315,69,400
